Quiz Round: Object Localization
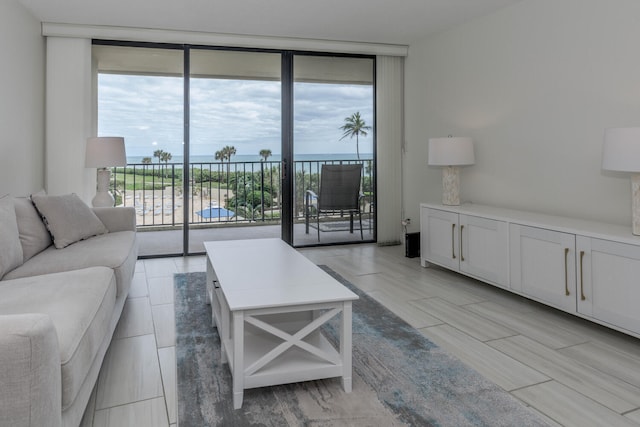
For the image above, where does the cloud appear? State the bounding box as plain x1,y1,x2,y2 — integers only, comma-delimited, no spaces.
98,73,373,159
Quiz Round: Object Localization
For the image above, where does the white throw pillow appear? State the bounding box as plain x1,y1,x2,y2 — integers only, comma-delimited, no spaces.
31,193,108,249
14,196,53,261
0,195,24,278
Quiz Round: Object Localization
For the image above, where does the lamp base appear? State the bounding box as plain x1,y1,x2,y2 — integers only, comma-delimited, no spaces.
92,168,115,207
442,166,460,206
633,174,640,236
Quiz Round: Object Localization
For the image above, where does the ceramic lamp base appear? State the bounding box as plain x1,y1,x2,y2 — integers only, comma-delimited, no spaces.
442,166,460,206
92,168,115,207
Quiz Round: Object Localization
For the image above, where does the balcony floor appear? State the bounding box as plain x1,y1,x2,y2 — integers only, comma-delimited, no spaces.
137,222,375,257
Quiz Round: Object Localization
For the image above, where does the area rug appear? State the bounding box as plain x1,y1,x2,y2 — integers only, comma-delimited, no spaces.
175,268,548,426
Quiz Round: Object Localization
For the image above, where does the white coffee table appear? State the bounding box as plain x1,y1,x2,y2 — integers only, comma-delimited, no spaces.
204,238,359,409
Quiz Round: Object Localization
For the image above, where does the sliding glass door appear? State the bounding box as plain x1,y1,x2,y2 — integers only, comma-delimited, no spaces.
292,55,375,246
188,49,282,253
95,42,375,255
95,44,185,256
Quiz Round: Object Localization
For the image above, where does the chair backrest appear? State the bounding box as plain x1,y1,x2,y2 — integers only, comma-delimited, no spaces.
318,164,363,210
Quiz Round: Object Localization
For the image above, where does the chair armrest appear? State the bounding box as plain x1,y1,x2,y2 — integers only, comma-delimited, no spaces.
306,190,318,203
93,207,136,232
0,314,62,427
305,190,318,210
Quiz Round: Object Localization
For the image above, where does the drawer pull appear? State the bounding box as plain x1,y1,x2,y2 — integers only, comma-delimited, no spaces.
460,225,465,262
452,223,456,259
580,251,586,301
564,248,570,296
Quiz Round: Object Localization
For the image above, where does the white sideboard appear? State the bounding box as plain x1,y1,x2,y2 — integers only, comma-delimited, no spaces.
420,203,640,338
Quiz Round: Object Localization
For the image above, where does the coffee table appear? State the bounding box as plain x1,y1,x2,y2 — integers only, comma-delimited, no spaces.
204,238,359,409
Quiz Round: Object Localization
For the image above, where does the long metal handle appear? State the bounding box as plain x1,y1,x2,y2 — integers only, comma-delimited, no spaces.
564,248,570,296
460,225,465,261
452,224,456,259
580,250,586,301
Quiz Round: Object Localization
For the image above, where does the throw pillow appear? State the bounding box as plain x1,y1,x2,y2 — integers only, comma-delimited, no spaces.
31,193,108,249
0,195,24,278
13,196,53,261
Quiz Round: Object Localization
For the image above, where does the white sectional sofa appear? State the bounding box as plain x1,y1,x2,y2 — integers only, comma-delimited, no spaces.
0,193,138,427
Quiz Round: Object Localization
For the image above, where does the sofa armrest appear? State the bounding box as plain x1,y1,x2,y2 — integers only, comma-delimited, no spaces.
0,314,62,427
93,207,136,232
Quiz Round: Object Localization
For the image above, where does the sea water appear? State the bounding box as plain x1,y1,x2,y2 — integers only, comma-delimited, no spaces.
126,153,373,165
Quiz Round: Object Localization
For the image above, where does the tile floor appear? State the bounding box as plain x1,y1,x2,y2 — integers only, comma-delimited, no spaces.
80,243,640,427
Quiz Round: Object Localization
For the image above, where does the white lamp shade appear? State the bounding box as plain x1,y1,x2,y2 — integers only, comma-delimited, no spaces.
428,137,475,166
602,128,640,172
85,137,127,168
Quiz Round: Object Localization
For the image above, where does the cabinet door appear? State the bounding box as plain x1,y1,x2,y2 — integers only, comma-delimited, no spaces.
577,236,640,334
460,215,509,288
510,224,576,312
421,207,459,270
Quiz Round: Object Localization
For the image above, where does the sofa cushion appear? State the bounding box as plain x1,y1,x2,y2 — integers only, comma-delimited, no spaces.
13,197,53,261
0,195,24,279
0,267,116,411
3,231,136,298
31,193,108,249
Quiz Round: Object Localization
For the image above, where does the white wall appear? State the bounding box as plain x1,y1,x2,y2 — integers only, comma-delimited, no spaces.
0,0,45,196
404,0,640,231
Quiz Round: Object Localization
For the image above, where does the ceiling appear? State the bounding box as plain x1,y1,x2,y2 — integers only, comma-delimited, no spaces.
19,0,521,46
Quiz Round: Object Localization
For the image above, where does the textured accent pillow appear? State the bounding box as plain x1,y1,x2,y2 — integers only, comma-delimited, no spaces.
0,195,24,278
31,193,108,249
13,196,53,261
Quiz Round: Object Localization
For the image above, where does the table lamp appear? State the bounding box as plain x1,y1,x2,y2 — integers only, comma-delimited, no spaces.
428,136,475,205
602,127,640,235
85,136,126,207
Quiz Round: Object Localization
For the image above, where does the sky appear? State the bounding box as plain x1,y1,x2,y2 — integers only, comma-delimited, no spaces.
98,74,374,160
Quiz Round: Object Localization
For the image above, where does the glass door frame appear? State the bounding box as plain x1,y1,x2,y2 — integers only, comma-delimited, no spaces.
94,40,376,255
284,51,377,248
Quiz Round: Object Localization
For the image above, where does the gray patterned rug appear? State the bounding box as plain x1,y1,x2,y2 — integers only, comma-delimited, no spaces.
175,267,548,426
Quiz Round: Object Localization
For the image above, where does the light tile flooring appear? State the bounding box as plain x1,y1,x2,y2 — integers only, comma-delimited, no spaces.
81,243,640,427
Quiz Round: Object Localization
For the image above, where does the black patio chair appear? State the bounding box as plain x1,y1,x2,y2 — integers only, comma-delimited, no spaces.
305,164,364,241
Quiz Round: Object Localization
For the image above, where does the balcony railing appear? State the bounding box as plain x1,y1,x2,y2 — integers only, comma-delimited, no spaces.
111,159,374,229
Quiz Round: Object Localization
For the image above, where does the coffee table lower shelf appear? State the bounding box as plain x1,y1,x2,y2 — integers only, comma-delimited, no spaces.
222,329,346,390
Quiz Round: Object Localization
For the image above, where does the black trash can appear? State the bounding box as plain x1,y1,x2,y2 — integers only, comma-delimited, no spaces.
405,232,420,258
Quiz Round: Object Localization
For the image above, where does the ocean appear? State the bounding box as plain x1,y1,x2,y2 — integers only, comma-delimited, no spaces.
126,153,373,165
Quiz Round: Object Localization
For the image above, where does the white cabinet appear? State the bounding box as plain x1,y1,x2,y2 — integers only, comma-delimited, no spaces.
421,207,459,270
510,224,576,313
419,202,640,338
421,206,509,288
460,214,509,287
577,237,640,334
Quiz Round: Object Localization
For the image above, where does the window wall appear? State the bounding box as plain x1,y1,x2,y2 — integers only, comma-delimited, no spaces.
94,41,375,255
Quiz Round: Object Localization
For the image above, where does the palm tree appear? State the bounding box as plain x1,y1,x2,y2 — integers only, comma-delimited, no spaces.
258,149,272,220
153,149,164,164
339,112,371,160
159,151,172,178
142,157,152,164
215,149,226,162
215,146,236,206
225,146,237,162
259,149,272,162
160,151,172,164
